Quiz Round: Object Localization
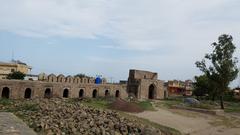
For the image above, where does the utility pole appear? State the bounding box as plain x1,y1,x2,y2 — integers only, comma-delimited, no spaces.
11,49,15,62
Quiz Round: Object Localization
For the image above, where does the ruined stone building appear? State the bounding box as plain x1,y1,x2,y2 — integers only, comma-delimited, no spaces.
0,69,166,100
127,69,166,99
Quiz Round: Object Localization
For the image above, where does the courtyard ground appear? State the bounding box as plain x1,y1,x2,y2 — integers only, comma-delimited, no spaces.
130,100,240,135
0,112,37,135
1,97,239,135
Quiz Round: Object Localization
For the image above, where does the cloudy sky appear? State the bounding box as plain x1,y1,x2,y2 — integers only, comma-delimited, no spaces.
0,0,240,86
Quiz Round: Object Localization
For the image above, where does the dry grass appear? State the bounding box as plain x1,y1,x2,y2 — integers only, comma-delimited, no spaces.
209,116,240,128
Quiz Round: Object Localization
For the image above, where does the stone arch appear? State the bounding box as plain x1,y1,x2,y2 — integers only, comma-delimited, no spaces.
63,89,69,98
79,89,84,98
44,88,52,98
105,90,110,97
2,87,10,99
92,89,97,98
148,84,156,99
48,74,57,82
57,74,65,82
115,90,120,98
24,88,32,99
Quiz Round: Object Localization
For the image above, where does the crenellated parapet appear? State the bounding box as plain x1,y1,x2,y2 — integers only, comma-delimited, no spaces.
48,74,57,82
65,76,74,83
38,73,107,85
57,74,65,82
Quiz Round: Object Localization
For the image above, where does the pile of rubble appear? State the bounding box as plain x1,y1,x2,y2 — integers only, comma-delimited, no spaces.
12,99,162,135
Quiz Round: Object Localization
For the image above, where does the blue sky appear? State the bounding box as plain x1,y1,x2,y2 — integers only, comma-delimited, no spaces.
0,0,240,86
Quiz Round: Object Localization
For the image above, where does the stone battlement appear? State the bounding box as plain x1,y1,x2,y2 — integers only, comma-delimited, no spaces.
0,70,167,100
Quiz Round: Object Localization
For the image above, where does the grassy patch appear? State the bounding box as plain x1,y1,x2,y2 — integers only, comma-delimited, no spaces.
209,116,240,128
188,103,214,110
81,98,110,109
224,102,240,113
137,101,155,111
155,100,182,109
0,99,39,112
0,98,14,106
119,112,182,135
4,102,39,112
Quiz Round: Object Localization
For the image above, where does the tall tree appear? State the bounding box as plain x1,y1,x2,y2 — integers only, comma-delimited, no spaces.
196,34,238,109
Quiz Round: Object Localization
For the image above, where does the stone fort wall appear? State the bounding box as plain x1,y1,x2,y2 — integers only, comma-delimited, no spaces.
0,69,166,100
0,79,128,99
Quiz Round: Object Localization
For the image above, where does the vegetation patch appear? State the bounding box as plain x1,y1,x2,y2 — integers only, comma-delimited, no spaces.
224,102,240,113
81,98,111,109
209,116,240,128
155,99,182,109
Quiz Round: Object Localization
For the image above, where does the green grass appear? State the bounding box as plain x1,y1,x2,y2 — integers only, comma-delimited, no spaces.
188,103,215,110
119,112,182,135
0,99,39,112
0,98,14,106
81,98,110,109
224,102,240,113
137,101,155,111
156,100,182,109
158,97,240,114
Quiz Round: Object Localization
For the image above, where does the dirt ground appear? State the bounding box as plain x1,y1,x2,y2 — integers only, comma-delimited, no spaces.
131,105,240,135
0,112,37,135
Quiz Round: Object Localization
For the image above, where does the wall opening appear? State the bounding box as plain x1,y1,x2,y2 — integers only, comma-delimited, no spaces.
24,88,32,99
148,84,155,99
92,89,97,98
105,90,109,96
44,88,52,98
164,91,167,99
115,90,120,98
63,89,69,98
2,87,10,99
79,89,84,98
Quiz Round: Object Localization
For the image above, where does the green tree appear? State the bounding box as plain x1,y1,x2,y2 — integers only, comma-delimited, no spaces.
193,75,209,99
196,34,238,109
74,73,90,78
193,75,218,101
7,71,26,80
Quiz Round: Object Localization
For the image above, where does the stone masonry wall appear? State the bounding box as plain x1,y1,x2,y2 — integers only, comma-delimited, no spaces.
0,80,128,99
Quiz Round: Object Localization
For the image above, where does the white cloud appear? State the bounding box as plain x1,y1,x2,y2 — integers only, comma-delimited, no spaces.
0,0,240,51
0,0,109,38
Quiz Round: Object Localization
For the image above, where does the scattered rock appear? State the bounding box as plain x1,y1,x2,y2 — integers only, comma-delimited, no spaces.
1,98,163,135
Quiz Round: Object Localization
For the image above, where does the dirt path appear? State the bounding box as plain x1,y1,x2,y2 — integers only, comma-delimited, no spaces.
131,108,240,135
0,112,37,135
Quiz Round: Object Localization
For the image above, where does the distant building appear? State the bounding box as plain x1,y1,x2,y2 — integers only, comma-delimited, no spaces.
233,87,240,100
166,80,193,96
0,60,32,79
